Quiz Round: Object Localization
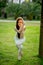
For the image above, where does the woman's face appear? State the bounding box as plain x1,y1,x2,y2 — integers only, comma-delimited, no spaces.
18,19,23,27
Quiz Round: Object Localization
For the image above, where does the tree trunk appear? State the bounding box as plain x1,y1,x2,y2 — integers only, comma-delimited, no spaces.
39,0,43,58
30,0,32,2
12,0,13,3
19,0,21,4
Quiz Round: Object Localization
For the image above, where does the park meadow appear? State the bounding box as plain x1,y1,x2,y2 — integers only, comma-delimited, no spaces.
0,21,43,65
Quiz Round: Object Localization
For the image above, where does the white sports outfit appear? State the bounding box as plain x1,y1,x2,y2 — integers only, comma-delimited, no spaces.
14,35,25,60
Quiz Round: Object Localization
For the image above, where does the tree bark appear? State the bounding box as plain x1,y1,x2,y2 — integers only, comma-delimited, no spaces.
19,0,21,4
39,0,43,58
12,0,13,3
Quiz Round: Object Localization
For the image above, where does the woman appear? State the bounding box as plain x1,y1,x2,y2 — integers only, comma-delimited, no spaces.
14,17,26,60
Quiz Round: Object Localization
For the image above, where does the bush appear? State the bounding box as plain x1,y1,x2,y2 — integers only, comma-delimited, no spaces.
5,2,41,20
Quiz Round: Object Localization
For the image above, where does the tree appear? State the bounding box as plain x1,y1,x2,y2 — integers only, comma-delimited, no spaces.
0,0,7,17
33,0,42,5
0,0,7,7
5,1,41,20
39,0,43,58
19,0,21,4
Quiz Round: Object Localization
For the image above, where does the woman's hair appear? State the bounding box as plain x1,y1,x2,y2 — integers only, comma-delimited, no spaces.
16,17,24,39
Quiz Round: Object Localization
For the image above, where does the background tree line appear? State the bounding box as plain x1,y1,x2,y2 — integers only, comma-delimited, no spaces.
0,0,41,20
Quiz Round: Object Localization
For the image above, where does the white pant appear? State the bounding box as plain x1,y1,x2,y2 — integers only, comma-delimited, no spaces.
14,36,25,60
16,44,23,60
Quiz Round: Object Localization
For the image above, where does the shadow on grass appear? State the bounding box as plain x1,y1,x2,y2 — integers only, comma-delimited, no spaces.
15,60,22,65
32,55,43,65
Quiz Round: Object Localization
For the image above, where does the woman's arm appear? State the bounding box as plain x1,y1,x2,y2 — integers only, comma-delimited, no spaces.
23,25,26,31
15,26,23,33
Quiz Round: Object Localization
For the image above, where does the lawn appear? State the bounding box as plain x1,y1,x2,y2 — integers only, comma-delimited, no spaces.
0,21,43,65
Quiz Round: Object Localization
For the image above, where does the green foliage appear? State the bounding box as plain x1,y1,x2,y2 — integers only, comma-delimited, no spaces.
33,0,42,5
0,0,7,16
0,0,7,8
0,0,41,20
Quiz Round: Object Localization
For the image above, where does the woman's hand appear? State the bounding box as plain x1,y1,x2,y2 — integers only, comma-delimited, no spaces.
14,26,22,33
24,25,26,31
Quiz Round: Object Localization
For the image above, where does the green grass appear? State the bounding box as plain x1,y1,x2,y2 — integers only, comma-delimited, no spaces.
0,21,43,65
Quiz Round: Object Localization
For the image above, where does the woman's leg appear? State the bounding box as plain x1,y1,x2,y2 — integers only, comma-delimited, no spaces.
17,44,23,60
